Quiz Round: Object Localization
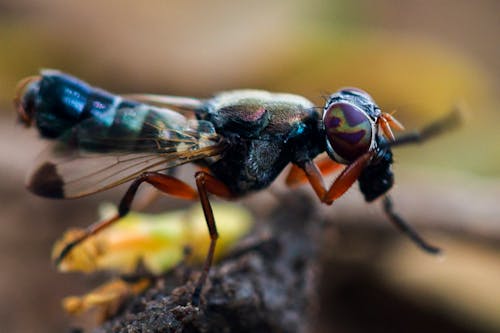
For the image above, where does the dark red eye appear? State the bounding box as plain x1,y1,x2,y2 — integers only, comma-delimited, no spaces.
323,102,374,163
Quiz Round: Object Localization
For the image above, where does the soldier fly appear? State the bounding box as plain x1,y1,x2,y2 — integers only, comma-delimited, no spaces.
14,70,460,305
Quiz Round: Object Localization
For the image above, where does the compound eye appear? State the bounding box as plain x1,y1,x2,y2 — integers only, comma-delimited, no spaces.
323,102,374,163
339,87,373,101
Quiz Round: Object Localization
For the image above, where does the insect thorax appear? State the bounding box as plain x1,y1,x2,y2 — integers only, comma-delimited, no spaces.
197,90,324,195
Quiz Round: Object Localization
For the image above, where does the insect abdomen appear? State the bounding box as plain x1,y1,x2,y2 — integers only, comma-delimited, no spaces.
18,70,139,139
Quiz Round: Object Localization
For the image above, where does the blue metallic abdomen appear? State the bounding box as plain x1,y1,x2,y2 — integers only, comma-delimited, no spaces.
26,70,138,138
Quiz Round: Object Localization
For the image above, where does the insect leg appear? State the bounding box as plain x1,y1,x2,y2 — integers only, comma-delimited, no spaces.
382,195,441,254
132,169,179,211
322,152,373,204
192,171,233,306
54,172,198,265
286,157,343,188
300,153,372,205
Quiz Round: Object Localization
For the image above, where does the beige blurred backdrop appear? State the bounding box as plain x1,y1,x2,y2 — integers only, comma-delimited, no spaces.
0,1,499,332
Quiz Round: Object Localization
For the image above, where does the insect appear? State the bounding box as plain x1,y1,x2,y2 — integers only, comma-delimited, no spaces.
15,70,459,305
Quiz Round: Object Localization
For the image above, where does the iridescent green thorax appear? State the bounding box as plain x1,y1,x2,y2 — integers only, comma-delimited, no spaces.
323,102,374,163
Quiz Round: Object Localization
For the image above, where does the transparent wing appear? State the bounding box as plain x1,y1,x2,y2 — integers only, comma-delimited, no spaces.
72,104,217,153
123,94,205,113
27,105,224,199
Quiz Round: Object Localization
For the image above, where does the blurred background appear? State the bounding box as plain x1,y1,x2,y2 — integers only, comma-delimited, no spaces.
0,0,498,332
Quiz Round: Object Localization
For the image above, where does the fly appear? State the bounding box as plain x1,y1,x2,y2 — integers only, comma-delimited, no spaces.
14,70,460,305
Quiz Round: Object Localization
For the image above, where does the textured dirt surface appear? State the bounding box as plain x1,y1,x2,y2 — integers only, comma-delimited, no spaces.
95,193,320,333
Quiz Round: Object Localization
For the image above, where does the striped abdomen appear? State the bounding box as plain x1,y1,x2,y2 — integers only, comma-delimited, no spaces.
15,70,203,154
16,70,141,139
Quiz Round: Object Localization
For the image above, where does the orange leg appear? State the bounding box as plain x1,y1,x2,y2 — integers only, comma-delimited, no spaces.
301,154,441,254
323,152,372,204
133,166,211,211
54,173,199,265
286,157,343,188
55,171,234,306
299,152,373,205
